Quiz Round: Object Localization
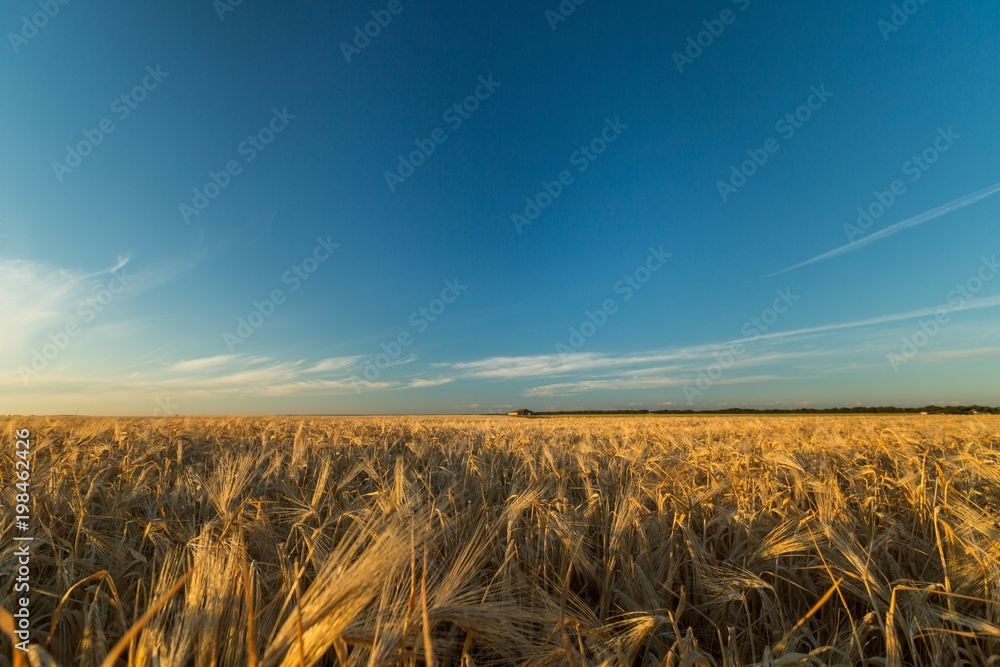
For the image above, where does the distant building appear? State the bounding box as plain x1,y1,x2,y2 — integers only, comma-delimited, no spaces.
507,409,534,417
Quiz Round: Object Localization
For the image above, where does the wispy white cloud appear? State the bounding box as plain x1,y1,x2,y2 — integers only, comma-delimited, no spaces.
771,181,1000,275
445,352,696,379
439,295,1000,398
747,294,1000,344
443,296,1000,385
912,346,1000,363
3,353,393,397
304,356,364,373
0,256,131,359
406,377,453,388
524,375,786,397
257,378,395,396
6,252,1000,410
0,251,207,374
169,354,241,372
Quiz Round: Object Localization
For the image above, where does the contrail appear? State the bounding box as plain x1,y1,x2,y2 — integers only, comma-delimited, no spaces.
769,180,1000,276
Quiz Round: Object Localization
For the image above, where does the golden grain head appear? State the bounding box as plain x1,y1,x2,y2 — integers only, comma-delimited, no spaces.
1,414,998,666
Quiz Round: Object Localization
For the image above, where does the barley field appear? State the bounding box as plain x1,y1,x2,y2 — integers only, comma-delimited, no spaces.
1,415,999,666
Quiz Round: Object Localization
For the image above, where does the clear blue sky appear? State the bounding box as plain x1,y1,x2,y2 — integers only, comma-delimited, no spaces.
3,0,999,414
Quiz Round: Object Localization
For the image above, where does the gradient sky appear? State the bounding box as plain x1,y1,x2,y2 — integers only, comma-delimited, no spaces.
2,0,999,415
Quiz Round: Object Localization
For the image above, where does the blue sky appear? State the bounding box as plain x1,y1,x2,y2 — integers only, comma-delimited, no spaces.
2,0,999,414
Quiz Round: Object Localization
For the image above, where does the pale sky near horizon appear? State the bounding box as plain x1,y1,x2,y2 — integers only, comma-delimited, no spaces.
2,0,999,415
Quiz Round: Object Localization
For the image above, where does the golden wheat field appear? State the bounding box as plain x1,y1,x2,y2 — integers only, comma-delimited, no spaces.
1,415,999,667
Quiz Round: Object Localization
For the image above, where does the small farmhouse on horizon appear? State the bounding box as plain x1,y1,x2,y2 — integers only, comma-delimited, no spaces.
507,408,535,417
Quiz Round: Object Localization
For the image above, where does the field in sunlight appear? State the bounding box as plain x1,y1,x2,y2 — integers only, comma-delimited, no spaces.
1,415,999,666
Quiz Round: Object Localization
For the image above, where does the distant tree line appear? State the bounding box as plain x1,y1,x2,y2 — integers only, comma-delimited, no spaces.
533,405,998,415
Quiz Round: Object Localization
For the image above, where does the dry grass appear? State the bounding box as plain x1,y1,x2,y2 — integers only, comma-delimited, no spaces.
1,415,999,666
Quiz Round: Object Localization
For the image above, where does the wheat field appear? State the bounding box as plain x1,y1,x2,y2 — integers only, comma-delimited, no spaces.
1,415,999,666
